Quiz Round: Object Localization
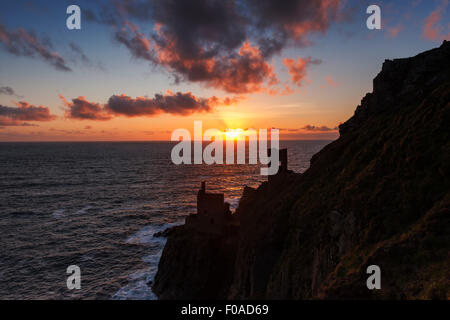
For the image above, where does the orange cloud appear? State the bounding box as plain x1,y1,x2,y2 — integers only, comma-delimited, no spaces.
0,101,56,126
115,21,279,94
324,75,339,87
423,1,450,41
185,40,278,94
59,95,112,121
107,1,344,94
0,116,37,127
283,57,321,87
284,0,341,42
387,25,403,38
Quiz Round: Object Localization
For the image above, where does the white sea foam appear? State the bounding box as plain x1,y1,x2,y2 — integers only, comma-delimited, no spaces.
125,223,176,245
112,267,158,300
75,206,92,215
52,209,65,218
114,222,179,300
52,206,93,219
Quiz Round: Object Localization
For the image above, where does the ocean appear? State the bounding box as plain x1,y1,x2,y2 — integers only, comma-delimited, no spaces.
0,140,331,299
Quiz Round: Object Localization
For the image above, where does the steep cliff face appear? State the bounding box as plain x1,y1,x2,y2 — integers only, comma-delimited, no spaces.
153,225,238,299
153,42,450,300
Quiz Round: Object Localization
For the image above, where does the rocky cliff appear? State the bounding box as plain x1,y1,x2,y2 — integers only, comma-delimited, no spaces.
153,42,450,300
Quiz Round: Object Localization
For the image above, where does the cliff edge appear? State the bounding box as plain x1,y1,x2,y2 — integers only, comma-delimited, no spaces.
153,41,450,299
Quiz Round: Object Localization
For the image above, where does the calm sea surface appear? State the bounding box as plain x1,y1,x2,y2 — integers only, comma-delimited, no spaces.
0,140,331,299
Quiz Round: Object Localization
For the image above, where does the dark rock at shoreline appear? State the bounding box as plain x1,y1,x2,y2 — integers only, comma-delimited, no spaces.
153,226,180,238
153,41,450,300
153,225,239,299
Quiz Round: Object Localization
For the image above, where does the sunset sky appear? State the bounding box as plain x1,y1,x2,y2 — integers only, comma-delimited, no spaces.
0,0,448,141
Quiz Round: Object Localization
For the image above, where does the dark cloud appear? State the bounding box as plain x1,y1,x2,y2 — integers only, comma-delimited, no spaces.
150,0,246,58
0,102,56,126
60,91,235,120
69,42,90,64
0,24,72,72
0,86,15,95
84,7,120,26
116,21,278,93
302,124,337,132
59,94,112,121
246,0,341,54
114,22,155,61
278,125,338,132
107,91,219,116
89,0,344,93
69,42,106,71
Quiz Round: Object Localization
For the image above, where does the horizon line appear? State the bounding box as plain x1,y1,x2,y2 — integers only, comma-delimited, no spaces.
0,138,336,143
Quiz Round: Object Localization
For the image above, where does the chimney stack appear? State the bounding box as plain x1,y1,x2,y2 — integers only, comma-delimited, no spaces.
201,181,206,193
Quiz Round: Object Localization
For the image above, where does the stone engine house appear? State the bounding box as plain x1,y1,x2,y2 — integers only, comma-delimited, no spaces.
185,182,232,234
186,149,290,234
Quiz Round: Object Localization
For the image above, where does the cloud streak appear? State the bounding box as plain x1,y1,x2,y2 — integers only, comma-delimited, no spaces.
0,101,56,126
0,86,14,95
0,116,37,127
0,24,71,71
69,42,106,71
280,125,338,132
423,0,450,41
324,75,339,87
60,91,238,120
302,124,337,131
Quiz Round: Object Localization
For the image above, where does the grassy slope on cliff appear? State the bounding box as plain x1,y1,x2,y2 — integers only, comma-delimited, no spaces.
230,42,450,299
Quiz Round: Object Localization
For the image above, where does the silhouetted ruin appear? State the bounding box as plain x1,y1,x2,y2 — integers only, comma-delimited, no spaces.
268,148,293,183
185,150,293,233
185,182,235,234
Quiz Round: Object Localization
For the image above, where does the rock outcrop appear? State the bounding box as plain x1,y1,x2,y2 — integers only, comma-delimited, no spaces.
153,41,450,300
153,225,238,299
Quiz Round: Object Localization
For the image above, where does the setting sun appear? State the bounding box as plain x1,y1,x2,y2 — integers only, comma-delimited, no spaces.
224,128,245,140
